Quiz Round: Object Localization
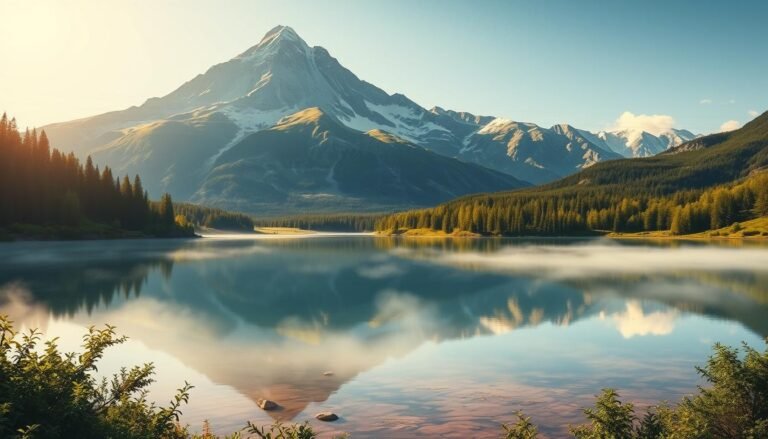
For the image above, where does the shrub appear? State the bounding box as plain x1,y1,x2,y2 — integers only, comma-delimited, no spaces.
502,340,768,438
502,412,539,439
0,316,192,439
244,421,317,439
568,389,635,439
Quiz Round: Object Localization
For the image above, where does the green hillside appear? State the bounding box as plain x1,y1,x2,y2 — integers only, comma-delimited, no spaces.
375,111,768,236
547,110,768,194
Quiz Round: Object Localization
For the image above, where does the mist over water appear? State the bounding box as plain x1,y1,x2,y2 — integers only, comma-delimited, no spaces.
1,236,766,437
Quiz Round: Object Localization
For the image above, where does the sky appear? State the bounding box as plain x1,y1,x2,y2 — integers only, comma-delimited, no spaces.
1,0,766,134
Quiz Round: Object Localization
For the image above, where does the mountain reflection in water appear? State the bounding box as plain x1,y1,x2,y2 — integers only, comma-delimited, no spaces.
1,236,766,437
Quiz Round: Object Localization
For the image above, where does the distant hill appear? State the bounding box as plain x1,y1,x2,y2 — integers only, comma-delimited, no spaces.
374,111,768,236
546,110,768,194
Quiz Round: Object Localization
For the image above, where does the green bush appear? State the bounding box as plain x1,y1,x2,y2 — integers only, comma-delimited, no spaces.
0,316,350,439
3,314,766,439
502,412,538,439
0,316,191,439
502,340,768,438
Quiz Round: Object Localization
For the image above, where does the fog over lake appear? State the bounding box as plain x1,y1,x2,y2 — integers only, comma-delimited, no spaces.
1,236,766,438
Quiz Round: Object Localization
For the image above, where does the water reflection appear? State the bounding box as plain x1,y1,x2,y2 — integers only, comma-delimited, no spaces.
0,236,766,437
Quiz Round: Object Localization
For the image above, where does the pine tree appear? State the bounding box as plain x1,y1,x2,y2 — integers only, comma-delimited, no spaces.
159,193,175,227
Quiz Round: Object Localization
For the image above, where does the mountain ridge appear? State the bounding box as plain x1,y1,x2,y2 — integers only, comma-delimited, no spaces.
41,25,699,212
191,107,528,213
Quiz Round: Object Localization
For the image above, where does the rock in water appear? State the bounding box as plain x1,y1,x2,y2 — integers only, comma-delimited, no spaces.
257,399,278,410
323,371,334,376
315,412,339,422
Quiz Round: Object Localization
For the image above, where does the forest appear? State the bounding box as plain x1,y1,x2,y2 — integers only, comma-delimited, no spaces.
374,113,768,236
253,212,383,232
173,203,255,232
374,172,768,236
0,113,192,239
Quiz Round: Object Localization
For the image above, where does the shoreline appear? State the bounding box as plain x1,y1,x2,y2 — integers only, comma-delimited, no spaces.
371,230,768,241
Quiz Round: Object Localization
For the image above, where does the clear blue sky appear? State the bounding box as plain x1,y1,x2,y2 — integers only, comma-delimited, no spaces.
1,0,766,134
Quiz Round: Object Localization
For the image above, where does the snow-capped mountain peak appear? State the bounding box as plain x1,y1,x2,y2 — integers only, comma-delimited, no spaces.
595,128,697,157
260,25,302,45
237,25,309,61
42,24,698,208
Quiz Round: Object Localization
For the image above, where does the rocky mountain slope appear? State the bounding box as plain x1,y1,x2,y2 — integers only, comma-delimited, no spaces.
43,25,696,212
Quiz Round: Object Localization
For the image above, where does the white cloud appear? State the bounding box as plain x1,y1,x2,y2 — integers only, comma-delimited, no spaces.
357,263,404,279
609,111,676,136
719,120,742,132
611,301,678,339
748,110,759,118
699,99,712,105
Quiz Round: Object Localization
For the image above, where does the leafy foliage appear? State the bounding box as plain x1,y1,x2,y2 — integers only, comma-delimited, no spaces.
244,420,317,439
0,316,191,438
2,313,767,438
569,389,635,439
502,412,539,439
502,340,768,438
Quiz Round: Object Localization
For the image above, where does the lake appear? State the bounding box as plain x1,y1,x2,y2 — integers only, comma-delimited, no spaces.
1,235,767,438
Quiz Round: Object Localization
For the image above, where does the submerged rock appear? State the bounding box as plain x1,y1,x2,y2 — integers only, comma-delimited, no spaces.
323,371,334,376
257,399,278,410
315,412,339,422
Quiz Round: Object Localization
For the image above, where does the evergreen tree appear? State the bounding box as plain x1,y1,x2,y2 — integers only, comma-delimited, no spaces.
0,112,189,237
159,193,175,227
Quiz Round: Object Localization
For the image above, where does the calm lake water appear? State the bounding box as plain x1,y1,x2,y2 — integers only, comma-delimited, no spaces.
1,235,767,438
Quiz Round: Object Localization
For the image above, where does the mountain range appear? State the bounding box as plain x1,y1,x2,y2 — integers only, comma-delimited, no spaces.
43,25,697,213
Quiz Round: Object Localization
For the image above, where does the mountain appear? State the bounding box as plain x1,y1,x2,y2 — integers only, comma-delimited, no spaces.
432,113,623,184
374,110,768,236
42,25,694,212
191,107,526,213
551,110,768,192
595,128,697,157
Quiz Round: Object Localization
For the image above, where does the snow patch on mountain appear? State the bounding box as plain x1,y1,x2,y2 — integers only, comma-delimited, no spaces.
337,100,450,144
596,128,697,157
206,106,296,167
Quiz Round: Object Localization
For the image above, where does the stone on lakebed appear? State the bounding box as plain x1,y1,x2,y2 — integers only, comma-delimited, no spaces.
315,412,339,422
257,399,278,410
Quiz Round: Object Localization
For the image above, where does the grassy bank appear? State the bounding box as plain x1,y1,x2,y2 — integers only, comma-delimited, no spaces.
377,227,481,237
609,216,768,240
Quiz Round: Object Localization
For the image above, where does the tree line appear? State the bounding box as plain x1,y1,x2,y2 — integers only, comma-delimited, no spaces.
0,113,191,237
173,203,255,232
254,212,383,232
374,172,768,236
